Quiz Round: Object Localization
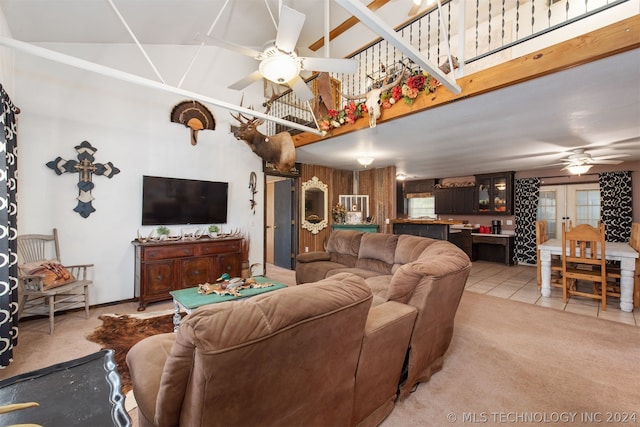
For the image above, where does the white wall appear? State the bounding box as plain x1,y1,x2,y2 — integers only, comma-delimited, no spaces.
0,4,14,87
12,42,268,305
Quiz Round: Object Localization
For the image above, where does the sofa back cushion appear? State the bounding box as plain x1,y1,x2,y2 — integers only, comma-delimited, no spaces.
392,234,437,273
155,273,372,426
355,233,399,275
327,230,364,267
388,239,471,304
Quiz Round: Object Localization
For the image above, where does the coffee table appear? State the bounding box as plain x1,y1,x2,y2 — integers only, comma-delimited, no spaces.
170,276,287,330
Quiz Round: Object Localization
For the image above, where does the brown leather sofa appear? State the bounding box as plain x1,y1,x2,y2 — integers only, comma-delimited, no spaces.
127,273,417,427
296,230,472,399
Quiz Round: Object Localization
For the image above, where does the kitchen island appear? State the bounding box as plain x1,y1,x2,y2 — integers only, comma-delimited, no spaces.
391,219,464,241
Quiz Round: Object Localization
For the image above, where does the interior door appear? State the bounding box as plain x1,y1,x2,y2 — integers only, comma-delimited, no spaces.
273,178,294,269
538,183,600,239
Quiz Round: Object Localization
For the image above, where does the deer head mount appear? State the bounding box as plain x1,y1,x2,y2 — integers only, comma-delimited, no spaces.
231,94,296,173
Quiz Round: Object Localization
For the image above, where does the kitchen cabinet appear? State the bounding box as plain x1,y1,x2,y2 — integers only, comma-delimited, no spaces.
476,172,514,215
403,179,436,196
448,228,473,259
133,237,242,310
392,222,450,240
435,186,476,215
472,234,515,265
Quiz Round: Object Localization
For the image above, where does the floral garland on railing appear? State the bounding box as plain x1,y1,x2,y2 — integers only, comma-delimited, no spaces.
318,70,441,134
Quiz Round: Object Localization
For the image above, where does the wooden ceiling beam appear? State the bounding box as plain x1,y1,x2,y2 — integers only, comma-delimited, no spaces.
308,0,390,52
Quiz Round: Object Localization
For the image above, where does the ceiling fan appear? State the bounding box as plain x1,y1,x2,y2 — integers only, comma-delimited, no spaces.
208,5,358,102
554,148,629,173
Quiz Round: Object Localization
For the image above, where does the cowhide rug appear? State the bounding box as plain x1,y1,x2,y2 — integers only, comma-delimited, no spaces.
85,310,177,394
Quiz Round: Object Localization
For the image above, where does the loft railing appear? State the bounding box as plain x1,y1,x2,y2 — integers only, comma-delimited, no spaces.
266,0,632,135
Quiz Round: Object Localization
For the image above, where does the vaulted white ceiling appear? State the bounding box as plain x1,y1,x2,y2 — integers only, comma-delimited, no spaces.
1,0,639,179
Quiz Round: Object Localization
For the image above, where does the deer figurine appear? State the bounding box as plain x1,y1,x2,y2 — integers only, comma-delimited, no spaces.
231,94,296,173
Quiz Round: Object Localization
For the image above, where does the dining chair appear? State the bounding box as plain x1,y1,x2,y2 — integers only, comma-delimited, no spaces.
561,221,608,310
17,228,94,334
535,220,563,289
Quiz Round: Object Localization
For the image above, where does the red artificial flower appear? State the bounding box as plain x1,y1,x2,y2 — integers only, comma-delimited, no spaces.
328,109,339,118
382,100,392,109
407,75,426,91
391,86,403,101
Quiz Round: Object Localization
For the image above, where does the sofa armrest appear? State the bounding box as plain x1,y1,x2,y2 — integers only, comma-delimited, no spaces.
126,332,177,425
296,251,331,263
352,301,417,426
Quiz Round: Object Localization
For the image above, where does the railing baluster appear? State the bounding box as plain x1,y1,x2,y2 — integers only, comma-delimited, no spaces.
267,0,629,131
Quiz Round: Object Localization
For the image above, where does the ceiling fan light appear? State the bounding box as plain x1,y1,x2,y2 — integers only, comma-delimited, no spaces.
259,54,300,84
358,156,374,167
567,164,593,175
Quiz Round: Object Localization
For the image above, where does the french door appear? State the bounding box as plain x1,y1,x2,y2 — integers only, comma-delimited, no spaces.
538,183,600,239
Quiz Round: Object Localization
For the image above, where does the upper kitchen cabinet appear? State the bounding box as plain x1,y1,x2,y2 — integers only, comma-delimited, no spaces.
476,172,514,215
435,186,476,215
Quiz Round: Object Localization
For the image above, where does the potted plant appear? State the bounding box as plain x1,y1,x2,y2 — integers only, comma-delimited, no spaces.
157,226,170,241
208,224,219,238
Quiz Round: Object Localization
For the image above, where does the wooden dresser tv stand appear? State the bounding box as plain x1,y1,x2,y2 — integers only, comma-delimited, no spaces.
132,237,242,311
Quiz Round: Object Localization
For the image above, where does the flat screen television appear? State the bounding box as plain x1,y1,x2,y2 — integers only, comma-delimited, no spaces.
142,175,228,225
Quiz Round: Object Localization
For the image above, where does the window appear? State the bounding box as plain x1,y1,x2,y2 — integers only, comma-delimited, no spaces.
538,189,559,239
408,196,435,219
574,189,600,227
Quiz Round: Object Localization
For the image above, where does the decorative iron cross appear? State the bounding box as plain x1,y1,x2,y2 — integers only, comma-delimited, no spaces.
46,140,120,218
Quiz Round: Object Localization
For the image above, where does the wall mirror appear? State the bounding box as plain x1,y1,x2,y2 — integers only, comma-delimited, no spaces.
301,176,328,234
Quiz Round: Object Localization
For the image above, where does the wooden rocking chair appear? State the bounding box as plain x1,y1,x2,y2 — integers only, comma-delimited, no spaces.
17,228,93,334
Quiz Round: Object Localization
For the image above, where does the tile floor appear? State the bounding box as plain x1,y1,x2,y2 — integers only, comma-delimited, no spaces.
465,261,639,326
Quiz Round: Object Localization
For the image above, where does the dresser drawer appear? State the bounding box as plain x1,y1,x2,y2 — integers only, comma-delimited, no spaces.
143,245,194,260
196,241,241,255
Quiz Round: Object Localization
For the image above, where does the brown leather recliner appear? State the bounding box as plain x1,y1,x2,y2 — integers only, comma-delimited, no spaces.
127,273,417,427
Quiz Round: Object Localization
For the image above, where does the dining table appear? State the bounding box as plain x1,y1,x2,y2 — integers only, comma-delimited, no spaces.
538,239,639,312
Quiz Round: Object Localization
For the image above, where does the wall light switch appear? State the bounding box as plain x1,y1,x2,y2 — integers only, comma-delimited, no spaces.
506,220,513,225
385,218,390,224
305,247,309,253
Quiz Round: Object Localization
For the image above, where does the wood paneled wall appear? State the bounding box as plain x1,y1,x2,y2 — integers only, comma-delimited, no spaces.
358,166,397,234
297,164,396,255
299,164,353,253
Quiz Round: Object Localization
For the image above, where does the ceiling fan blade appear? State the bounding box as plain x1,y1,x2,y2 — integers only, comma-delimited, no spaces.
591,153,631,161
408,1,422,16
288,74,315,102
276,5,306,53
591,159,625,165
205,36,261,58
229,70,263,90
300,57,358,74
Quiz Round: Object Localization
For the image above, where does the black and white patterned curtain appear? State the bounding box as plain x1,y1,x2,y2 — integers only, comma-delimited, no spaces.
514,178,540,265
0,84,19,368
599,171,632,242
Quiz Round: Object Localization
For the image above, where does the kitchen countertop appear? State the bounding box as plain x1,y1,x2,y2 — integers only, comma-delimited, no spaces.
391,219,464,225
471,232,515,238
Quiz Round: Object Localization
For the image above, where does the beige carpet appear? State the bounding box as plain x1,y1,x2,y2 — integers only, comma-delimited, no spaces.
381,291,640,426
